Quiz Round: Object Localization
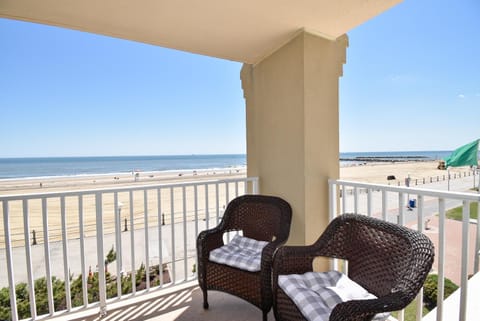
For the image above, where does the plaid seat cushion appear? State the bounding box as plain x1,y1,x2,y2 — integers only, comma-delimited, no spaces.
209,235,268,272
278,271,390,321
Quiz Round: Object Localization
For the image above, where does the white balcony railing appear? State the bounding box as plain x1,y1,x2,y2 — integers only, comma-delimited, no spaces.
3,176,479,321
0,176,258,321
329,179,480,321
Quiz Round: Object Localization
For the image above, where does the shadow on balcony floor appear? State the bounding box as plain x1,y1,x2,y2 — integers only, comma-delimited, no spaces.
69,282,272,321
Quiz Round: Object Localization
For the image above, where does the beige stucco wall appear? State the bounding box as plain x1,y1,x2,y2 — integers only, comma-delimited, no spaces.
242,31,347,246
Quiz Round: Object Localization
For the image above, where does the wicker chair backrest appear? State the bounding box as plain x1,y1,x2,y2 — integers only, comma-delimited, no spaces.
315,214,434,299
220,195,292,242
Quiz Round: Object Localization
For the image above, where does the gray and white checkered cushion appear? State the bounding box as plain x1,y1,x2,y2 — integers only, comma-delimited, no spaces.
209,235,268,272
278,271,390,321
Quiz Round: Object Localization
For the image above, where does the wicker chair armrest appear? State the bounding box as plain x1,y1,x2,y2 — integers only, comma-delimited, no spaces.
197,227,225,259
330,293,407,321
261,239,287,271
272,245,324,276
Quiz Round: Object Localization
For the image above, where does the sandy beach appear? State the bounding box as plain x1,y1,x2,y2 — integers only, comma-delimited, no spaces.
0,160,475,248
340,160,471,184
0,168,247,247
0,160,460,195
0,160,477,287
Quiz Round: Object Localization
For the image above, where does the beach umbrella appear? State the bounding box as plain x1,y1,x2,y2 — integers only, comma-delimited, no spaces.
444,139,479,190
444,139,479,168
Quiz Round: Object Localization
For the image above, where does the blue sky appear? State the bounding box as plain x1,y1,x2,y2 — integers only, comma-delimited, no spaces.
1,0,479,157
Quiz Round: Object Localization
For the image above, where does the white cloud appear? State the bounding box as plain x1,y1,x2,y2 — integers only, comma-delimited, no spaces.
458,94,465,99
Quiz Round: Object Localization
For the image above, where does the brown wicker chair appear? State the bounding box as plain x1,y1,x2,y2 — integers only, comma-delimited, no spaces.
272,214,434,321
197,194,292,321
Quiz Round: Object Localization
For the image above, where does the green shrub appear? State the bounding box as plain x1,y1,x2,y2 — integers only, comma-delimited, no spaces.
0,287,11,320
0,259,167,320
423,274,459,310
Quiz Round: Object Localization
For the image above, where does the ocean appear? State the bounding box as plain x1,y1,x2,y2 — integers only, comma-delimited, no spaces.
0,155,246,179
0,151,454,180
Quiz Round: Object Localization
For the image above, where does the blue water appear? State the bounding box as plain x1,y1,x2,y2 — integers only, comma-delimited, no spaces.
0,151,456,179
0,155,246,179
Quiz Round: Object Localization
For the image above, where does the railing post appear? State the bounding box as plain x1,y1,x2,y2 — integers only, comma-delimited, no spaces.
95,192,107,317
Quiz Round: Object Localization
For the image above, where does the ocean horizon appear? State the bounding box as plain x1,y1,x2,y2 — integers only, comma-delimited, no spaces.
0,151,455,180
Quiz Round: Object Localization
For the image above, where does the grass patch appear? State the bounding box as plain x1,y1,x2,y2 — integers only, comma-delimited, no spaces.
446,202,478,221
391,299,429,321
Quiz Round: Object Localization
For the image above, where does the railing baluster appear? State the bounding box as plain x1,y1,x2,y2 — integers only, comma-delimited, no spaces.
328,181,338,271
42,197,55,315
129,190,136,294
225,181,230,206
328,181,336,222
397,309,404,321
416,195,424,321
170,187,176,283
205,184,209,230
182,186,188,281
398,192,405,226
60,196,72,311
157,188,164,287
459,200,470,321
78,196,88,307
144,189,150,290
215,183,220,225
114,192,122,298
367,188,372,217
3,201,18,321
353,187,358,213
397,189,405,321
252,177,259,194
194,185,199,278
22,199,37,319
341,185,346,213
225,182,231,241
382,190,387,221
95,192,107,317
475,200,480,273
437,198,445,321
235,181,239,197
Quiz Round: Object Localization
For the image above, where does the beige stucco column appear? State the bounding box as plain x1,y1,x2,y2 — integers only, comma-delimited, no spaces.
241,31,348,246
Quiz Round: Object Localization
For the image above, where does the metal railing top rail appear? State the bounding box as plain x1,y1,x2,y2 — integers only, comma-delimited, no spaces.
0,176,258,201
330,179,480,202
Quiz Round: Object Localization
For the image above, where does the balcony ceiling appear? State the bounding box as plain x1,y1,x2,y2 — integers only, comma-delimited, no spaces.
0,0,402,64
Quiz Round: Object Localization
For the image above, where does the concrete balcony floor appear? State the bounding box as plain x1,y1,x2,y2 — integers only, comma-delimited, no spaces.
51,281,270,321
